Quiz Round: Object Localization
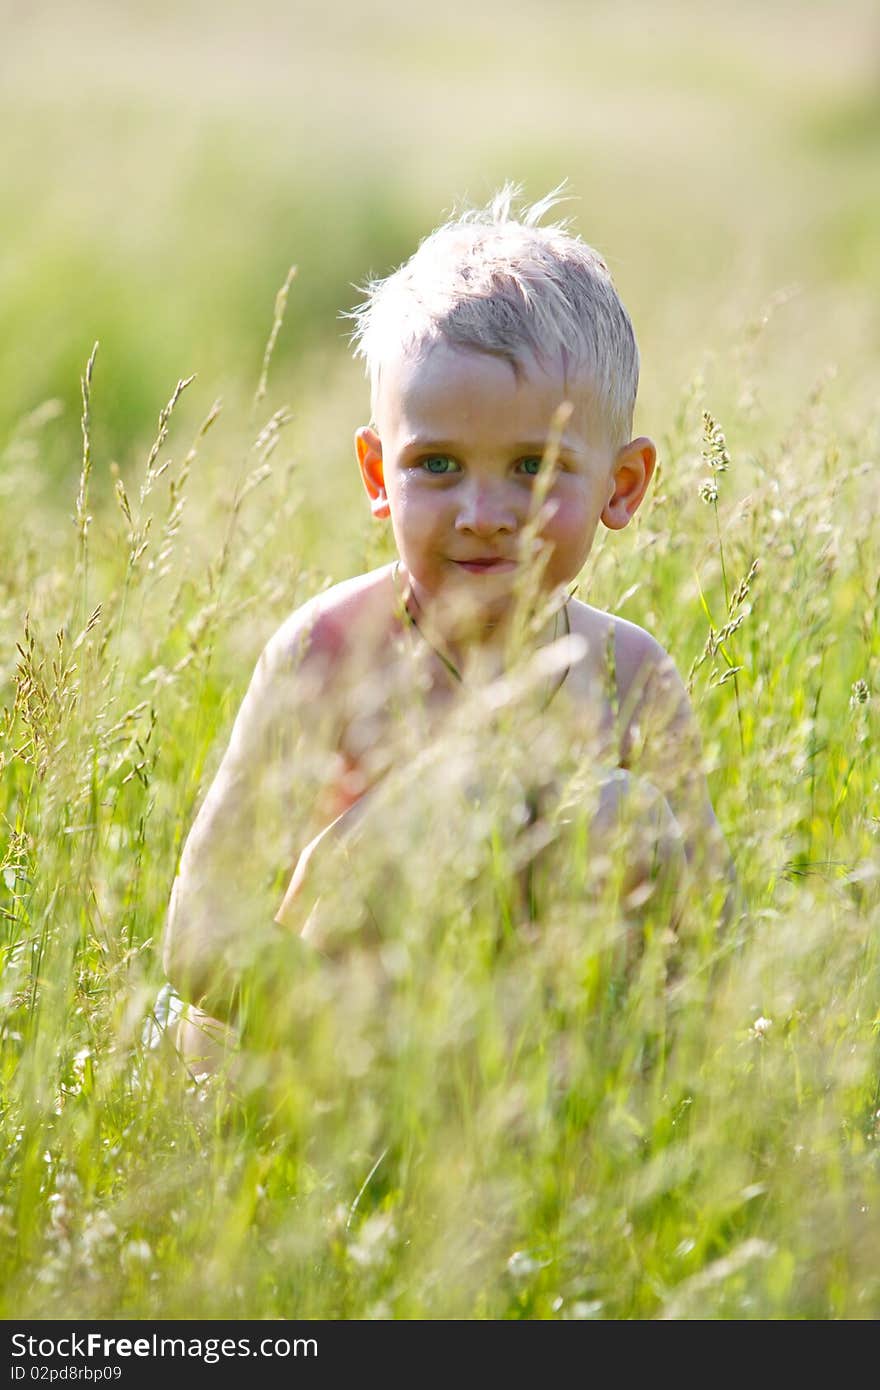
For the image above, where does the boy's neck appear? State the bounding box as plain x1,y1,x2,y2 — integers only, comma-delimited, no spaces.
395,563,567,685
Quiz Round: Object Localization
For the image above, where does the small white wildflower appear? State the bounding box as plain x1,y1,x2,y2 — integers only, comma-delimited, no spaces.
81,1209,117,1256
47,1193,69,1230
567,1299,604,1319
64,1047,92,1097
507,1249,549,1279
123,1239,153,1265
347,1212,396,1269
750,1015,773,1040
850,679,870,708
54,1169,81,1192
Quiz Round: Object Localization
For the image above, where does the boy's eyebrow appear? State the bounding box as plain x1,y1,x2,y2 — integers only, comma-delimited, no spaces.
399,434,581,456
399,436,461,453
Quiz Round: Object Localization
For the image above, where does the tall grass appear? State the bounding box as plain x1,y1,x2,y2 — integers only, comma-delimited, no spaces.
1,274,879,1317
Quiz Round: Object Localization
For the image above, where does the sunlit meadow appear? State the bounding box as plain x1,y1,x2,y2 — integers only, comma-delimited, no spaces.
2,0,880,1319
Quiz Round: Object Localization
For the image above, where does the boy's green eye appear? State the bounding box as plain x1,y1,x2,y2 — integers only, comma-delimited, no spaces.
520,457,543,476
422,456,457,474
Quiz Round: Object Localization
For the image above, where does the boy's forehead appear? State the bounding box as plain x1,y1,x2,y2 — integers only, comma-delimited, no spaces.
375,338,608,442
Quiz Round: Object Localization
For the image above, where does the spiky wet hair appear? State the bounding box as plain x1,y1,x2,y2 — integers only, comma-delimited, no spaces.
348,184,640,447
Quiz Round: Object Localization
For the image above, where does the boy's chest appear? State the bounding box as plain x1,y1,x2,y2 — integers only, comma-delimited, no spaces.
324,640,622,819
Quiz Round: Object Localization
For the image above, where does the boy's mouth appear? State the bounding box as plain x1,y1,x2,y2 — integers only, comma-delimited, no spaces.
452,557,516,574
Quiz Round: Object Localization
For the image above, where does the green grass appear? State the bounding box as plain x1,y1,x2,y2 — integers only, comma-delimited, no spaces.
2,312,879,1319
2,0,880,1320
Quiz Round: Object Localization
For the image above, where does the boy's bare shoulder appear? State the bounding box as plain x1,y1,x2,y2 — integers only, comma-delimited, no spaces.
568,599,686,719
569,600,723,855
262,564,397,676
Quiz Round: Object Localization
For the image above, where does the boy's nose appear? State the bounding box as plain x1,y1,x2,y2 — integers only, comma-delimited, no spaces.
454,481,518,536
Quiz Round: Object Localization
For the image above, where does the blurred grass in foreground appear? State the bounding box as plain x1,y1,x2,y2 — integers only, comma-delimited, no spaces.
2,0,880,1320
1,295,879,1316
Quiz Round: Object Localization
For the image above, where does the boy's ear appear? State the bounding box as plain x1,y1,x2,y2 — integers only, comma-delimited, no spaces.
601,436,657,531
355,426,389,519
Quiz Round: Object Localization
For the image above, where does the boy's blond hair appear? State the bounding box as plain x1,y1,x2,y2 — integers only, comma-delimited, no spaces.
348,184,640,448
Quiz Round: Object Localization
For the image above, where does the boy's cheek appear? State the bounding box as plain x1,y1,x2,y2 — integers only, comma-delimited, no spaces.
539,514,596,570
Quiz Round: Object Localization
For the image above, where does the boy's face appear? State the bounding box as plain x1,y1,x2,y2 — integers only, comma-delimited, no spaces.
356,339,654,629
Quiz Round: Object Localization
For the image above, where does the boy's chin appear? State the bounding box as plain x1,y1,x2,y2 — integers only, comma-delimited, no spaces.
428,569,533,631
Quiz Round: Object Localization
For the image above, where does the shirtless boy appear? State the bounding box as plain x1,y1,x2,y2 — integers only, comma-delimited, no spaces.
162,188,729,1064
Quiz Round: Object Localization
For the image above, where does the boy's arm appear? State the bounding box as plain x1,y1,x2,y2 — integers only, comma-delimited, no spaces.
616,627,735,906
163,612,324,1019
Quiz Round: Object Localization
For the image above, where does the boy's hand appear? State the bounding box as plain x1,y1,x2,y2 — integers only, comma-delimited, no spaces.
274,789,381,951
163,605,334,1014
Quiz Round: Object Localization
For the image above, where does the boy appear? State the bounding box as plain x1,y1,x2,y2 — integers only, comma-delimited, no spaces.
162,187,729,1064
